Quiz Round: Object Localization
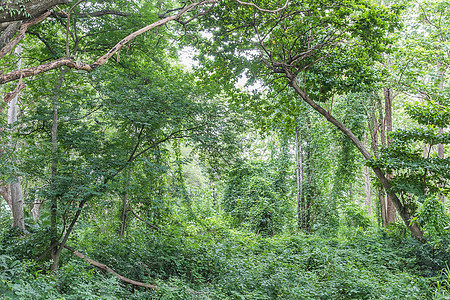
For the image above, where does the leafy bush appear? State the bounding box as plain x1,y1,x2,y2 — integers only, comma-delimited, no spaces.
412,196,450,237
1,208,450,299
222,161,289,236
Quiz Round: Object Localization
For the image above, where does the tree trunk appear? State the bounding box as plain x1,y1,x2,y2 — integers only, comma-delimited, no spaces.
0,184,12,210
363,135,372,214
31,199,42,221
383,87,395,225
295,126,304,230
437,62,445,202
437,128,444,160
49,94,59,272
304,128,313,232
119,193,128,238
7,45,25,231
49,68,67,272
377,187,384,227
289,78,423,240
10,182,25,229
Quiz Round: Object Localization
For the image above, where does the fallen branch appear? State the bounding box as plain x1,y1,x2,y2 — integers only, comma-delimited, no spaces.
63,244,158,289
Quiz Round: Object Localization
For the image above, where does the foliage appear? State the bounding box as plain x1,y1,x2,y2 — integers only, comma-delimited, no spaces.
1,0,450,298
370,98,450,214
412,196,450,238
1,212,450,299
222,160,290,236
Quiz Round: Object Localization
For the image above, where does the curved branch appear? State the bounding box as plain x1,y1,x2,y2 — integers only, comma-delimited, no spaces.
178,3,216,25
0,57,81,84
0,11,51,60
289,77,423,240
0,21,21,50
158,2,187,18
0,0,290,85
3,77,26,104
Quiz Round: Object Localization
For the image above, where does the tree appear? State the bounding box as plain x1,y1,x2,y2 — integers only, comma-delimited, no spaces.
198,0,423,238
0,0,234,271
0,0,428,240
1,45,25,231
0,0,220,85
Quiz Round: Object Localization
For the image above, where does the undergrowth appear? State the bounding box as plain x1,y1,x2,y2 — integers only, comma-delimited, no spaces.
1,214,450,299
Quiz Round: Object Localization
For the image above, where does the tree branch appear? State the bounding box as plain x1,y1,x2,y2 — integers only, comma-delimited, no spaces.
3,78,26,104
0,0,290,85
0,21,21,50
27,31,59,57
66,0,86,57
289,76,423,240
0,11,51,60
59,104,103,123
0,0,217,85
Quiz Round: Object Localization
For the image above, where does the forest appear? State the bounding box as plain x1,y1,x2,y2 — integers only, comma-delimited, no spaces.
0,0,449,298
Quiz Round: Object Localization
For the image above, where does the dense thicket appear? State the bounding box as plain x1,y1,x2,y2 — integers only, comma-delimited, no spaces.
0,0,449,298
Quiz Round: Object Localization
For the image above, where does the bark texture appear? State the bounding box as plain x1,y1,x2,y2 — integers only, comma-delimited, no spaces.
363,135,372,214
295,126,303,229
0,11,51,60
31,200,42,221
119,193,128,238
383,87,395,225
10,182,24,229
7,45,25,231
49,68,67,272
0,21,21,49
0,0,67,24
0,184,12,210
